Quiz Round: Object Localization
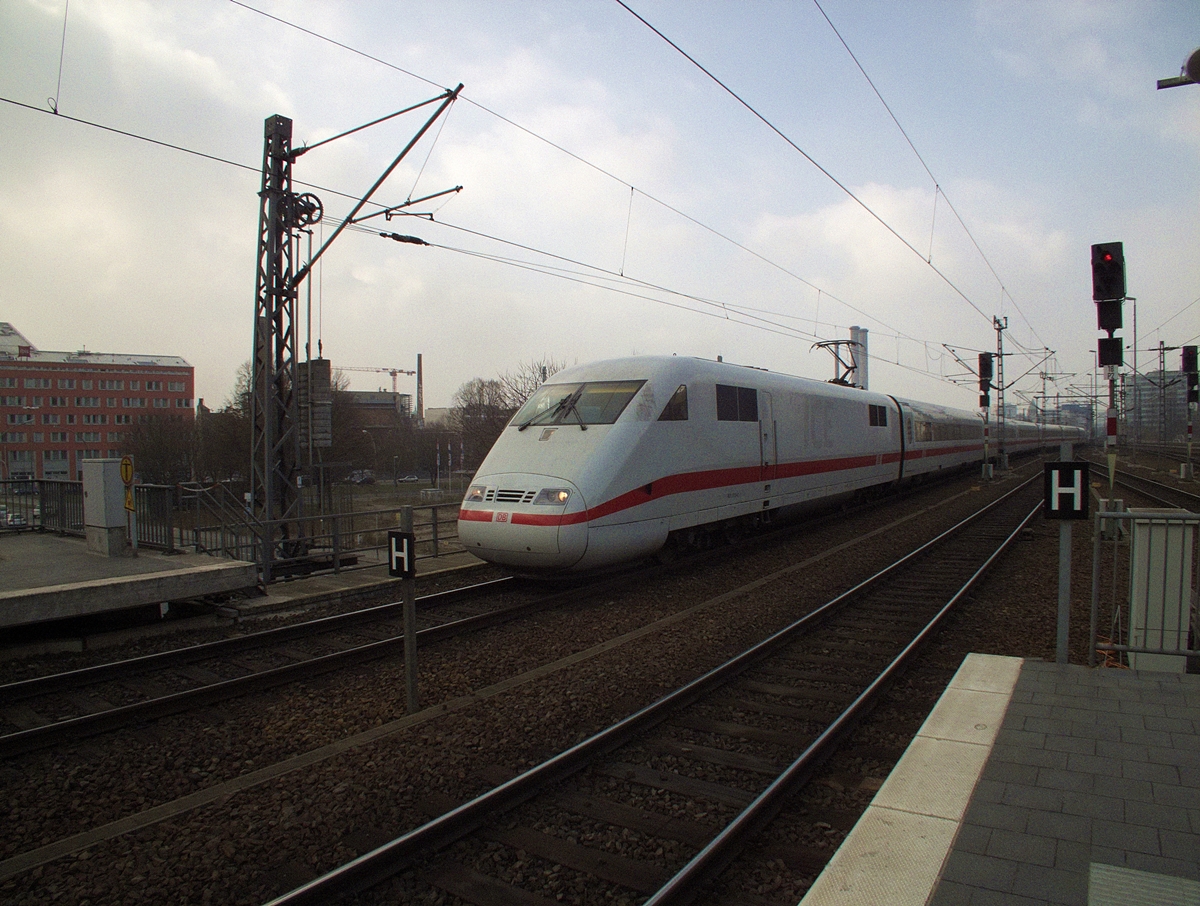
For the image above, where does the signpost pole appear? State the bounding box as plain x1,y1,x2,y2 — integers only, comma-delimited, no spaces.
1044,446,1086,665
121,456,137,555
389,509,418,713
402,506,417,713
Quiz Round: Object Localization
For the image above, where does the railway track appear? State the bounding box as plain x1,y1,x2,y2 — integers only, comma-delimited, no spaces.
265,476,1044,906
0,467,994,763
1080,453,1200,510
0,578,544,757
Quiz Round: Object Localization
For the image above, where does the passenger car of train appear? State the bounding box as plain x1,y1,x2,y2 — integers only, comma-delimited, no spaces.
458,356,1080,572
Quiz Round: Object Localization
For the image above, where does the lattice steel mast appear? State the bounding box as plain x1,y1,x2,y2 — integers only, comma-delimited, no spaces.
249,88,461,581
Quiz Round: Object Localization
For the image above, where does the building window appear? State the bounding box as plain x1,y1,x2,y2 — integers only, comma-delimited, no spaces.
1,396,22,406
153,398,169,408
44,450,68,462
49,396,67,407
74,396,100,407
129,381,140,390
114,414,131,425
66,414,76,425
82,414,108,425
57,379,75,389
107,432,123,443
0,378,15,389
49,432,68,442
122,398,147,408
174,398,194,408
146,380,163,391
168,381,186,392
41,413,59,425
0,432,26,442
80,449,102,460
81,380,93,390
106,398,117,407
6,413,34,425
99,380,123,390
23,378,51,389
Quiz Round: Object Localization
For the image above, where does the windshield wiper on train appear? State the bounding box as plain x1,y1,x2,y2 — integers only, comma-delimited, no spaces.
561,389,587,430
518,388,588,434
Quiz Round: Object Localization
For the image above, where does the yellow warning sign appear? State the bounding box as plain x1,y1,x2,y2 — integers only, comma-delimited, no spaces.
125,488,135,512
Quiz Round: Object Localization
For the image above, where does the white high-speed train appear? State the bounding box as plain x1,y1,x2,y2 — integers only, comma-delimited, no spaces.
458,356,1081,572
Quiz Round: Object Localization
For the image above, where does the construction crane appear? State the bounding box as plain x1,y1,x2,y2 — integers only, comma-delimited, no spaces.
343,365,416,393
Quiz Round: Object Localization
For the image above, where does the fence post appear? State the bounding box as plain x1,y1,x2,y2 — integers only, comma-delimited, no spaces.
431,504,440,558
332,515,341,574
166,486,177,553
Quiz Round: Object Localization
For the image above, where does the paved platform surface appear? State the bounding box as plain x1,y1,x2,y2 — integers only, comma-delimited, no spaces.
801,654,1200,906
0,530,484,632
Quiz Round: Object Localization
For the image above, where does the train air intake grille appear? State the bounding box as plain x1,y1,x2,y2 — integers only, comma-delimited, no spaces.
493,489,537,504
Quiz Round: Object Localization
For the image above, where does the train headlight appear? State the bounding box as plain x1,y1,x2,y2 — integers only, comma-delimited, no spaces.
533,488,571,506
465,485,487,503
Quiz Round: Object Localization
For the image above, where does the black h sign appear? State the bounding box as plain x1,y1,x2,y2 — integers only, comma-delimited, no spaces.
388,530,416,578
1044,463,1089,520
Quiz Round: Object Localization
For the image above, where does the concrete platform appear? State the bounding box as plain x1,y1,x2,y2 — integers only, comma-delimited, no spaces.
0,531,485,631
0,532,258,628
801,654,1200,906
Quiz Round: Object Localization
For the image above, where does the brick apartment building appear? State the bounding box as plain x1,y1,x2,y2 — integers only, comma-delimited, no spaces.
0,323,194,480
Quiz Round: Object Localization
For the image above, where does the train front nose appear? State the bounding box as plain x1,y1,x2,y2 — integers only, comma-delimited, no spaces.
457,474,588,570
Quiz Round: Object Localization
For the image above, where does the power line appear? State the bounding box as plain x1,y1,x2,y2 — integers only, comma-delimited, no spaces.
614,0,994,330
6,9,1019,398
810,0,1049,354
227,0,921,345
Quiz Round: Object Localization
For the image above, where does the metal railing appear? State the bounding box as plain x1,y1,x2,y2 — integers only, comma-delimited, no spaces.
191,502,464,583
1090,506,1199,670
1,478,186,551
2,477,465,584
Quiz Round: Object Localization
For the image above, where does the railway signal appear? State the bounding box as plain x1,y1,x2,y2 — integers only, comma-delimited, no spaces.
978,352,993,409
1091,242,1125,302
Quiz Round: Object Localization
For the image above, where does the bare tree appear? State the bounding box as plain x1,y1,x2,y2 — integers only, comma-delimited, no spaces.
126,417,196,484
451,378,512,468
497,356,566,409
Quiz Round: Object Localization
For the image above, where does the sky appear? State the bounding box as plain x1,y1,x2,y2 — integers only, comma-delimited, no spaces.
1,0,1197,416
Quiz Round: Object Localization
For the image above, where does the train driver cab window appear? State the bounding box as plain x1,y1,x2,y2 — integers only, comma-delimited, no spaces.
513,380,646,430
715,384,758,422
658,384,688,421
868,404,888,427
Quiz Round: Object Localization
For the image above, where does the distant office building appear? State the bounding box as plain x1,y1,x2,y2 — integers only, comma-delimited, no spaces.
348,390,413,429
0,323,194,480
1125,369,1189,443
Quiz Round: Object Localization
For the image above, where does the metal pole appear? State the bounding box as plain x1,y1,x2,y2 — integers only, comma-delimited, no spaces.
402,505,418,713
1056,442,1073,665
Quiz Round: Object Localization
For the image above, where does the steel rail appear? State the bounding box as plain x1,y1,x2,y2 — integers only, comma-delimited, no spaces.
262,476,1039,906
0,578,513,704
0,580,593,760
643,486,1043,904
1079,453,1200,511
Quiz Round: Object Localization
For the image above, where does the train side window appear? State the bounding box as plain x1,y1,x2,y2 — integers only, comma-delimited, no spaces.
658,384,688,421
738,387,758,421
716,384,758,422
868,404,888,427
